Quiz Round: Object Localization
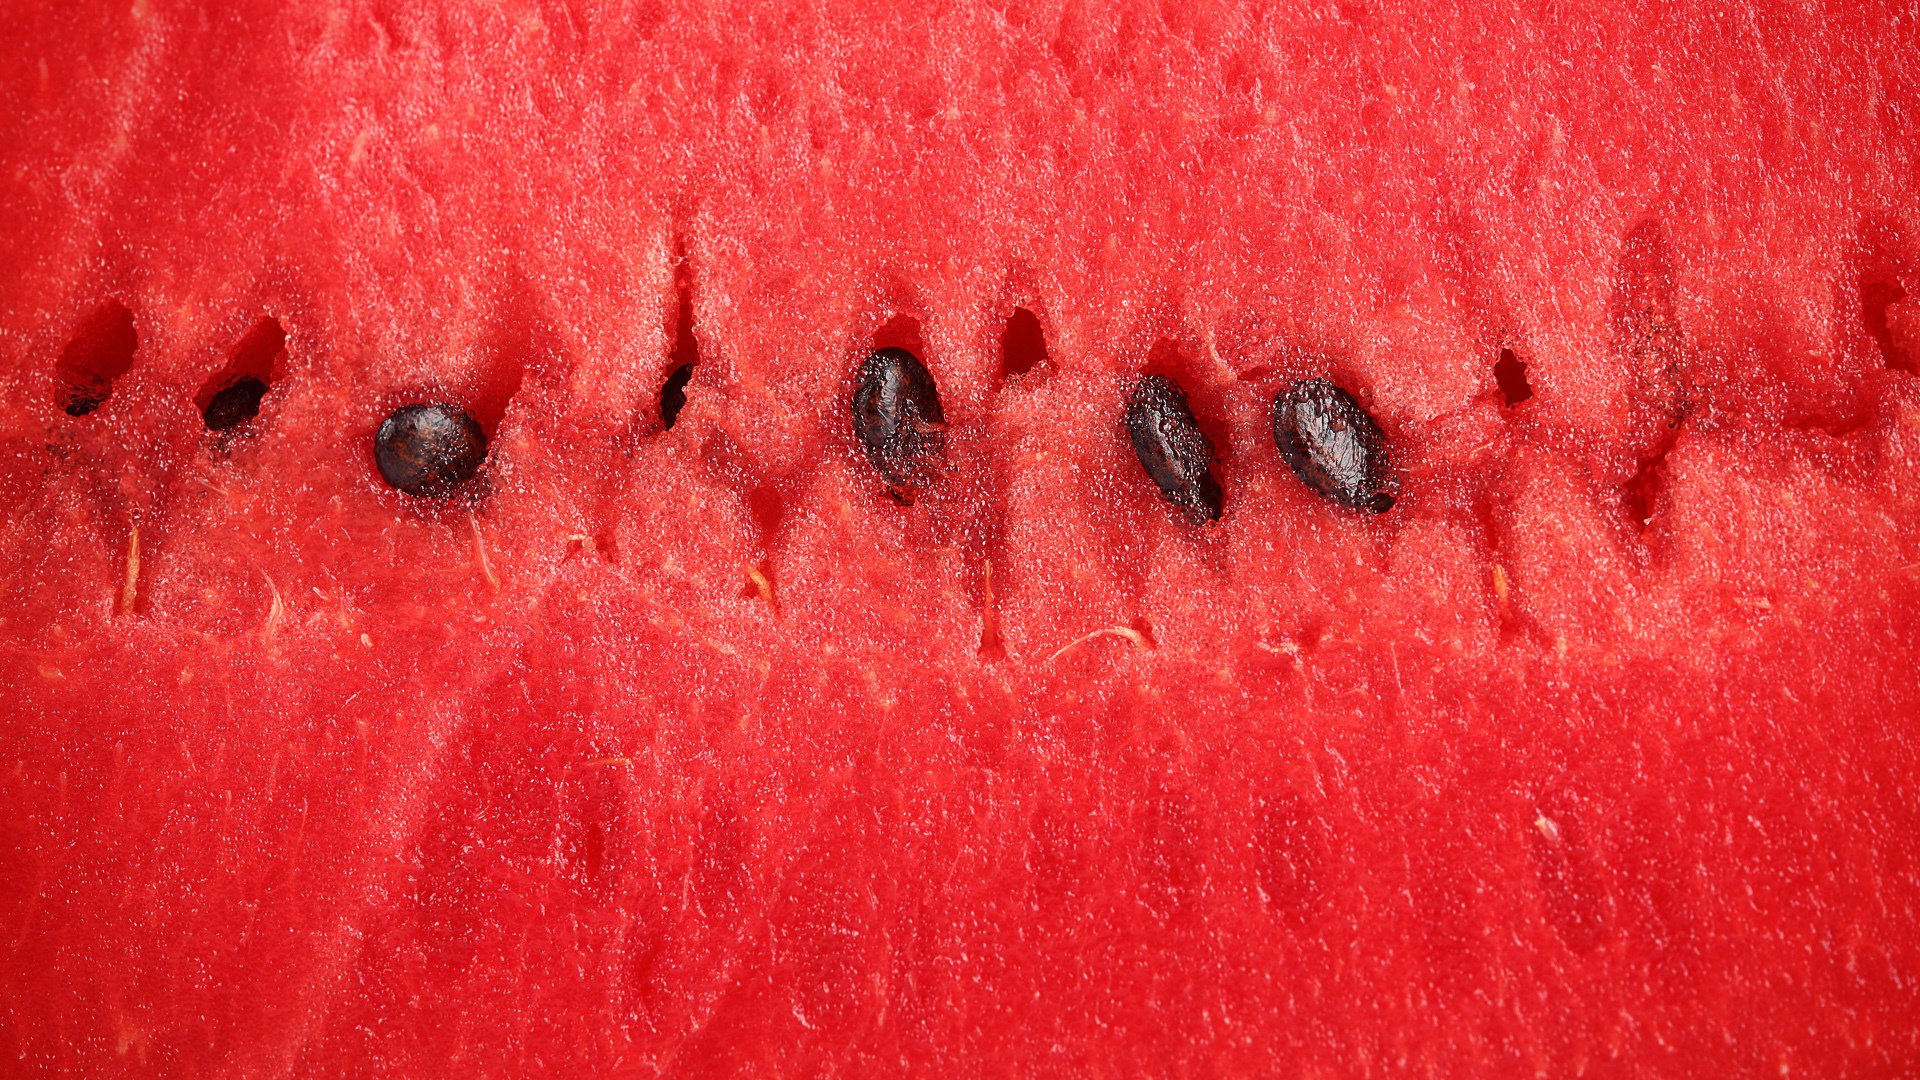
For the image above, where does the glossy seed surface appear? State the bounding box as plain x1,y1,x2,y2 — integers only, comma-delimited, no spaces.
1126,374,1223,523
203,377,269,431
851,347,946,493
374,403,488,498
1271,378,1394,513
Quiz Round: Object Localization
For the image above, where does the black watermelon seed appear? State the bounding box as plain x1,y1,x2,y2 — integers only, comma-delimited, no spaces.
1272,378,1394,513
374,403,488,498
851,347,946,493
1126,374,1223,523
202,377,269,431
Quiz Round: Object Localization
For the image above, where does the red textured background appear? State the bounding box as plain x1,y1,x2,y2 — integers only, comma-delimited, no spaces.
2,0,1918,1074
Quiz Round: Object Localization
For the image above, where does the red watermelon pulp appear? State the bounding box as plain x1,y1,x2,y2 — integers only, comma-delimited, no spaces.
3,1,1920,1074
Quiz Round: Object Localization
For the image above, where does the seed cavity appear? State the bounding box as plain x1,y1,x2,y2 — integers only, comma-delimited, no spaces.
374,403,488,498
56,301,138,416
1272,378,1394,513
662,249,700,428
1125,374,1223,523
199,317,286,431
659,363,693,430
999,306,1049,381
203,378,270,431
851,347,946,495
1494,347,1533,406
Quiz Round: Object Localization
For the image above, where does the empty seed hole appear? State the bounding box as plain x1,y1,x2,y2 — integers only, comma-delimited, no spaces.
660,363,693,430
56,301,138,416
1494,347,1533,406
662,250,700,429
196,316,286,431
1622,422,1681,531
1000,306,1049,380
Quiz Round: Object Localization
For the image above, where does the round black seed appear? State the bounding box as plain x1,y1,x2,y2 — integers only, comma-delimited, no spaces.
1271,378,1394,513
202,377,269,431
851,347,946,493
374,403,487,498
1126,374,1223,523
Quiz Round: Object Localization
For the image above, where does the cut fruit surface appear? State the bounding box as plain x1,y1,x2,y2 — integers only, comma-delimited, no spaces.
2,1,1918,1075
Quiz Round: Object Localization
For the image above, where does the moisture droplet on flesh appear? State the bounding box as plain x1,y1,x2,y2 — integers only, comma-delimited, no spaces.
1126,374,1223,523
1271,378,1394,513
851,347,946,494
374,403,488,498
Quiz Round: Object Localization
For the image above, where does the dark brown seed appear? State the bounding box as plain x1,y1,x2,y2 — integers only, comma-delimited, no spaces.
1271,378,1394,513
851,347,946,493
1126,374,1223,523
374,403,487,498
202,377,269,431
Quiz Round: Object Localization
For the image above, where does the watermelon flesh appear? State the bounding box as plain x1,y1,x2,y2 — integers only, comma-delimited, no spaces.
3,0,1919,1073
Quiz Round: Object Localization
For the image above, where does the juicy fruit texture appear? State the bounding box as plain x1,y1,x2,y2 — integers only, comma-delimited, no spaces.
2,1,1920,1076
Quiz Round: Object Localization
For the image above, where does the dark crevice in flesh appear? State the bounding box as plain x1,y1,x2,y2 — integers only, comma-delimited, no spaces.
999,306,1048,382
662,249,699,429
1493,347,1533,406
56,301,138,417
742,483,785,608
1622,418,1683,532
659,363,693,430
197,316,287,432
977,555,1005,659
1860,276,1911,371
457,291,540,439
971,463,1013,661
1473,490,1521,640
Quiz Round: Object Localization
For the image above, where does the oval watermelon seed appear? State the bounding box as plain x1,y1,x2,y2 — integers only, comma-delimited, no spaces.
851,346,946,495
1272,378,1394,513
374,404,488,498
1125,374,1223,523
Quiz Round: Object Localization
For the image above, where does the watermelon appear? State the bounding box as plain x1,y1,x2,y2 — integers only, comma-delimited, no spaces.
3,0,1919,1074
